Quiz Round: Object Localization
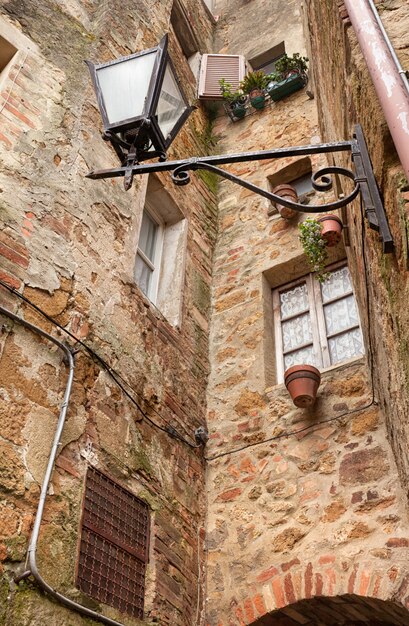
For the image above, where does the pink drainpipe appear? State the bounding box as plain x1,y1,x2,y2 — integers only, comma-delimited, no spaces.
343,0,409,182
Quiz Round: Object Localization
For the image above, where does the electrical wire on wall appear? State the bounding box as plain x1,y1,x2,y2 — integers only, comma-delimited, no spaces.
0,279,201,450
0,207,377,465
204,193,378,461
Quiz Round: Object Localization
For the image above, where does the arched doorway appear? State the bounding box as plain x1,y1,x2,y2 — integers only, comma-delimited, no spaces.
249,595,409,625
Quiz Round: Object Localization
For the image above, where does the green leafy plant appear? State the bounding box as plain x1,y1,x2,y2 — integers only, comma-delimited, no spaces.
219,78,246,104
298,218,329,283
239,70,269,95
268,53,309,83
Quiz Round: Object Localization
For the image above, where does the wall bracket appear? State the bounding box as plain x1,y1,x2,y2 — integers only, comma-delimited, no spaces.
86,123,393,253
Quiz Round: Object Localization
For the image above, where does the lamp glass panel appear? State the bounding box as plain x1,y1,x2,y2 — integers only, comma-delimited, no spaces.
96,52,156,125
155,64,186,139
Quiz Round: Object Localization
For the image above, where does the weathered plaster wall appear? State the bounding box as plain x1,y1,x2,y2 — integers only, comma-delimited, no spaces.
214,0,306,61
304,0,409,506
205,1,409,624
0,1,215,625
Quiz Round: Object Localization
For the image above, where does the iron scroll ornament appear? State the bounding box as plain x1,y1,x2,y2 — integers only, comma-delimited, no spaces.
170,161,360,214
86,124,393,252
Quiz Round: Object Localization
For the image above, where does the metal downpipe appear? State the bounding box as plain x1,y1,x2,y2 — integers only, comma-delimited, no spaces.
0,305,125,626
343,0,409,182
367,0,409,96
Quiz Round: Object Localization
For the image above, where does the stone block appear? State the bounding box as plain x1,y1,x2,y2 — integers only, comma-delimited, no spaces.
339,446,389,485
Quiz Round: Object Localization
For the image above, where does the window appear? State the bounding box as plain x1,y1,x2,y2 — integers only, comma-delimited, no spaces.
202,0,214,12
0,34,17,77
135,208,164,302
249,42,285,75
273,264,364,381
134,176,187,326
290,172,314,197
268,157,314,216
77,467,150,619
198,53,246,99
171,0,201,80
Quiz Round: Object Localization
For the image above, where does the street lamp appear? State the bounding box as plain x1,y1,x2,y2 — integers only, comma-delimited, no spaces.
86,40,393,252
86,35,192,189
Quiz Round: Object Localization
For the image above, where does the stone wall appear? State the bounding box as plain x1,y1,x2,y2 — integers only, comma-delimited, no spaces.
205,1,409,624
304,0,409,511
0,1,216,625
2,0,409,624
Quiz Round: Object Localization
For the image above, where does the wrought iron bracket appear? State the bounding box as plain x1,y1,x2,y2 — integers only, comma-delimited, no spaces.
86,123,393,253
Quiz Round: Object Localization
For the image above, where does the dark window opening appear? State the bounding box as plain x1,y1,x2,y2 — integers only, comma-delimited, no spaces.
170,0,201,80
249,41,285,75
77,467,150,619
268,157,313,215
290,172,314,197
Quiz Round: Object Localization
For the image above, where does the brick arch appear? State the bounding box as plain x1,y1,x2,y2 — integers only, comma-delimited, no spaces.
249,595,409,625
230,559,409,626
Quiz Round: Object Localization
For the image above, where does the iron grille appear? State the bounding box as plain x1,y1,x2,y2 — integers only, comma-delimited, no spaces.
77,467,150,619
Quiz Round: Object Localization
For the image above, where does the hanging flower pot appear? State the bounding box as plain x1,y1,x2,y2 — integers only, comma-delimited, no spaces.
239,71,268,110
249,88,266,110
219,78,247,120
272,183,298,219
229,100,247,119
317,214,343,247
284,364,321,408
267,73,306,102
299,214,343,283
266,53,308,102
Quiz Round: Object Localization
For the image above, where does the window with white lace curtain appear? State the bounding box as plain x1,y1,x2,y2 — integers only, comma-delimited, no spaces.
273,264,364,382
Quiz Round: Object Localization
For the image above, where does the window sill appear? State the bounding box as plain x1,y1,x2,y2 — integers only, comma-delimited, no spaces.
139,288,182,332
265,354,366,394
121,274,183,331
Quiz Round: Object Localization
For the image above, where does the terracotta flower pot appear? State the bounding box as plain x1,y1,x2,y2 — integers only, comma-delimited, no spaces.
284,364,321,408
272,183,298,219
318,214,343,247
249,88,266,110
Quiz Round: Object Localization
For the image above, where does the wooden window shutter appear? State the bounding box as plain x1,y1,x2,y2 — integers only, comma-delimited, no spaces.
198,54,245,100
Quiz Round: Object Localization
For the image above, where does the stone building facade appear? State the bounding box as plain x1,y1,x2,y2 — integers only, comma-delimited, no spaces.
0,2,216,625
0,1,409,626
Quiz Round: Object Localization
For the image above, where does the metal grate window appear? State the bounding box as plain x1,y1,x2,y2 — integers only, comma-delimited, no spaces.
77,467,150,619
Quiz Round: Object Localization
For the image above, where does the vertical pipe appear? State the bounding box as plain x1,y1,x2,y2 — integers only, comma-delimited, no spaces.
367,0,409,96
0,306,125,626
343,0,409,182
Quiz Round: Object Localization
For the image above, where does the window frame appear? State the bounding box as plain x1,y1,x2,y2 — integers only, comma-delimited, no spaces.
256,53,285,76
273,261,364,382
248,42,286,75
135,204,164,304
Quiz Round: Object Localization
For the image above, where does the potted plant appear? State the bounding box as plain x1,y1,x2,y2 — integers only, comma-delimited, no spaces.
284,364,321,408
271,183,298,219
239,70,269,110
298,215,343,283
219,78,247,119
266,53,308,102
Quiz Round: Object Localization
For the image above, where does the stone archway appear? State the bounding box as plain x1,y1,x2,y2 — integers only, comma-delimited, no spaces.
249,595,409,625
227,560,409,626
